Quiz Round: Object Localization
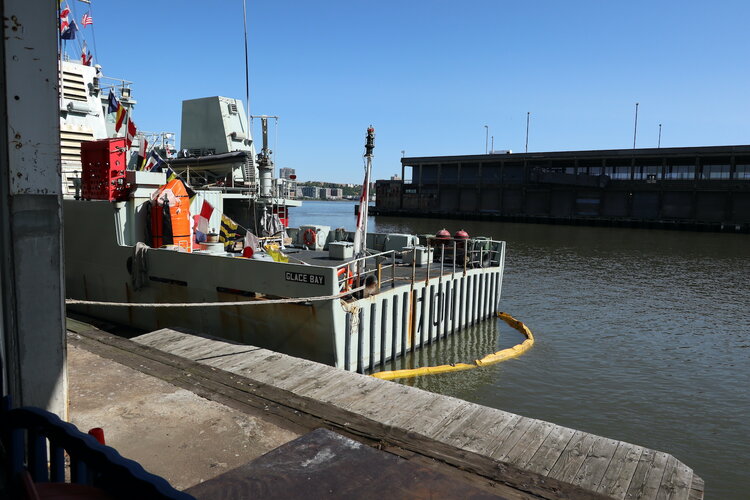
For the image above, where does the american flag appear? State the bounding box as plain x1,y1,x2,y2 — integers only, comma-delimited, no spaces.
81,12,93,27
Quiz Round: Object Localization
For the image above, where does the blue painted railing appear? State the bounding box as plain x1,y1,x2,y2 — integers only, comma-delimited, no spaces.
1,400,194,499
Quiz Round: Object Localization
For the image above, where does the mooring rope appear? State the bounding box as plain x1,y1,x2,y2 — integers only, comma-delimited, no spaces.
65,286,366,308
369,312,534,380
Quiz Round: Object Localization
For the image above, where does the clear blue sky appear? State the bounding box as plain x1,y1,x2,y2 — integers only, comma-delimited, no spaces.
74,0,750,183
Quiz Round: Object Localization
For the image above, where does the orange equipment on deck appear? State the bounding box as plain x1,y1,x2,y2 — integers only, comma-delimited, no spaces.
151,179,192,251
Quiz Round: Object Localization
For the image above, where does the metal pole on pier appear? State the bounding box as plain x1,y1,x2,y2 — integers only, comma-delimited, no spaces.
484,125,489,154
633,102,639,149
658,123,662,148
525,112,530,153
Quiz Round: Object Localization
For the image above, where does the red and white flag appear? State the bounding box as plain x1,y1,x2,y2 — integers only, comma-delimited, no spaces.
60,5,70,32
81,12,93,27
125,118,137,148
194,200,214,236
138,136,149,169
81,41,92,66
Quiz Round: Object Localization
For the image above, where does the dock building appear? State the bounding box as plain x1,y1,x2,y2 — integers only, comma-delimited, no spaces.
375,145,750,232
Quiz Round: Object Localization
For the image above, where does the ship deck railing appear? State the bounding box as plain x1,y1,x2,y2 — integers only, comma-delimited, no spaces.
333,238,504,294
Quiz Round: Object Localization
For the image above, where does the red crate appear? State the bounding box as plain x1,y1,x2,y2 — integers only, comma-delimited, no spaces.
80,138,131,201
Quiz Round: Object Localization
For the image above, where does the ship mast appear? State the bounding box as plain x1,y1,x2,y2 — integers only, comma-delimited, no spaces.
353,126,375,260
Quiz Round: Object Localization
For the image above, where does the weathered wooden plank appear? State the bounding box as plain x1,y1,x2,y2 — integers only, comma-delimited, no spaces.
505,420,555,469
524,426,576,476
309,374,390,409
343,383,443,429
438,406,518,452
656,458,693,500
623,448,656,499
548,432,599,484
302,366,381,399
394,395,468,436
596,442,643,500
686,475,704,500
270,363,336,392
346,383,416,418
135,329,203,353
151,333,217,358
572,436,619,491
228,352,295,381
418,400,477,437
642,454,675,500
486,417,538,461
625,450,669,500
236,355,317,388
199,348,269,371
134,329,252,362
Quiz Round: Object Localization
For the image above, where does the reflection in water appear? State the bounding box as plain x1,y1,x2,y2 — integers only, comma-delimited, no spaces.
290,201,750,499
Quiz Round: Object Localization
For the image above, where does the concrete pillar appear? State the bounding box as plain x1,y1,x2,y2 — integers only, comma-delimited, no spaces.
0,0,67,416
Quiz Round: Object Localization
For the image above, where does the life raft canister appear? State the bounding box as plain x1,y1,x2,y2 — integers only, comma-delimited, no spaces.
435,228,451,240
454,229,470,240
302,227,317,247
151,178,192,251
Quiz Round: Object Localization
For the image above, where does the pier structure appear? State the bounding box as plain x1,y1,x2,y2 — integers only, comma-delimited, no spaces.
375,145,750,232
67,319,704,499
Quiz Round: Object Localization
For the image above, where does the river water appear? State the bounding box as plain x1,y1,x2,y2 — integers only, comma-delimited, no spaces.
290,200,750,499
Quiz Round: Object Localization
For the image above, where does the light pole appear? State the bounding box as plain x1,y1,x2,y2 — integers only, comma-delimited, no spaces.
484,125,489,154
525,112,530,153
401,150,405,158
657,124,662,148
491,136,494,153
633,102,639,149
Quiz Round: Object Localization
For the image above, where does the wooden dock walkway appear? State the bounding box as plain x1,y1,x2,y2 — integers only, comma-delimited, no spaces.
117,327,703,500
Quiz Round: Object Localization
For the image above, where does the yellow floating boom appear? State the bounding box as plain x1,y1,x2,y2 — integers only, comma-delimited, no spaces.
370,312,534,381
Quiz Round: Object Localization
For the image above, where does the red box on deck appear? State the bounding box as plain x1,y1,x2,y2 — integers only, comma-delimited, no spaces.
80,138,131,201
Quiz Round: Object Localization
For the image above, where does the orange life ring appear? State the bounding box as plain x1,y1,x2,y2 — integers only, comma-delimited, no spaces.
302,228,317,247
337,266,354,291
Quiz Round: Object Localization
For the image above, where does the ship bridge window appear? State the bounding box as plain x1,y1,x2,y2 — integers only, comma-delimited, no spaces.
735,164,750,180
701,164,730,180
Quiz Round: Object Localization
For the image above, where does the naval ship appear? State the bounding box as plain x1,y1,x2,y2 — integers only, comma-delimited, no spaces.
60,58,507,373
